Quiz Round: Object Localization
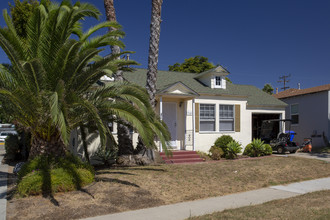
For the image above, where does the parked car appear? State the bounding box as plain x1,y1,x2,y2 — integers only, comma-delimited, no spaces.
0,131,18,142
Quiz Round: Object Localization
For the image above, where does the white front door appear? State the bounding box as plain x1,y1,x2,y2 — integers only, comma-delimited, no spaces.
163,102,177,148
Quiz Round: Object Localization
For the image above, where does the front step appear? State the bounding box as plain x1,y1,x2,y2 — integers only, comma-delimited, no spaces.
159,151,205,164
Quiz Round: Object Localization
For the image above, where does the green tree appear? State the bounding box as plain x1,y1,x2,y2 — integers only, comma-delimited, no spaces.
168,56,216,73
0,1,170,159
262,83,274,95
9,0,50,38
169,56,232,83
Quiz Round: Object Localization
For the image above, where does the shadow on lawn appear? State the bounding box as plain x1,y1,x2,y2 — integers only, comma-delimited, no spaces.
122,167,167,172
95,177,140,187
96,171,136,175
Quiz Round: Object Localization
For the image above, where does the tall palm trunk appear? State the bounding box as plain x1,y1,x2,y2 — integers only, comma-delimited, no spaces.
29,134,67,159
146,0,163,109
136,0,163,155
104,0,133,155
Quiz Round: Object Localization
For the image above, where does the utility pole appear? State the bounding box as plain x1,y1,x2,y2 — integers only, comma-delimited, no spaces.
278,74,290,91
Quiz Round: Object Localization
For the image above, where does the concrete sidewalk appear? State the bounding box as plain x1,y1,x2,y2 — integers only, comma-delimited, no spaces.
83,177,330,220
288,152,330,162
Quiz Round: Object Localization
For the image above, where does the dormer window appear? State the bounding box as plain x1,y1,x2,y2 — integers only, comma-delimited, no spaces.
214,76,222,88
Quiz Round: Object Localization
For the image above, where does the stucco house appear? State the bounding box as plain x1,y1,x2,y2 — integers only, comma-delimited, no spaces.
273,84,330,148
118,66,287,152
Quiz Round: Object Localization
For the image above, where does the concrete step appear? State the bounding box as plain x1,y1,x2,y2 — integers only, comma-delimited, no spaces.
160,151,205,164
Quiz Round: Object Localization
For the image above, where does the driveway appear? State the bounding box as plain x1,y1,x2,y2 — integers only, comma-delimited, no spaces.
287,152,330,162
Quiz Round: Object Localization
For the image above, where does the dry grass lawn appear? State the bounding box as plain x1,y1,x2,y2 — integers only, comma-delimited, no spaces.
188,190,330,220
7,156,330,220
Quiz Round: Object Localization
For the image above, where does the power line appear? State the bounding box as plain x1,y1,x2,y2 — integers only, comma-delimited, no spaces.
278,74,290,91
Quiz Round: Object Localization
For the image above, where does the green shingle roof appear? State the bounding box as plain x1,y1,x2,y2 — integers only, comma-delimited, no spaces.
122,68,286,108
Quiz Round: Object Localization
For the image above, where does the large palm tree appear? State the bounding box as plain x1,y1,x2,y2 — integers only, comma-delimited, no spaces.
104,0,134,156
146,0,163,109
0,1,169,159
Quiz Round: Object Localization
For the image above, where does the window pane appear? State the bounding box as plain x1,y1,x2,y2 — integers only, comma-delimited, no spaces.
200,121,215,131
220,120,234,131
216,76,221,86
291,104,299,114
200,104,215,131
291,115,299,124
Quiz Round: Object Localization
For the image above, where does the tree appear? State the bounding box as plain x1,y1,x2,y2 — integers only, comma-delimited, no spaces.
262,83,274,95
168,56,232,83
168,56,216,73
104,0,133,156
146,0,163,109
9,0,51,38
0,1,169,159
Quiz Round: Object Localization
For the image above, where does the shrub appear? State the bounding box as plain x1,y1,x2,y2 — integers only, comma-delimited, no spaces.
224,140,242,159
17,154,94,197
243,138,273,157
214,135,234,148
196,151,211,161
5,134,20,160
208,146,224,160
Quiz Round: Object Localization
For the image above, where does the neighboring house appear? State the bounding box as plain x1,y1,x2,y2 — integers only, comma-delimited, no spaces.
117,66,286,152
273,84,330,148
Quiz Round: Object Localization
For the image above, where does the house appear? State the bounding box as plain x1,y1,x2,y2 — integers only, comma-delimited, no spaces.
117,66,287,152
273,84,330,148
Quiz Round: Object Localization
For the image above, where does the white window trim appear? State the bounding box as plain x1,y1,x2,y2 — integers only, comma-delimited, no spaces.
219,104,235,132
290,103,299,125
199,104,216,132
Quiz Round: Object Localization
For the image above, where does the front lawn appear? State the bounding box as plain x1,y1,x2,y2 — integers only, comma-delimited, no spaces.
7,156,330,220
188,190,330,220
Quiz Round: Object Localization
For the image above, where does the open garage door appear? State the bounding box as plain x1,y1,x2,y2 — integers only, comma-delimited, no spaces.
252,113,281,140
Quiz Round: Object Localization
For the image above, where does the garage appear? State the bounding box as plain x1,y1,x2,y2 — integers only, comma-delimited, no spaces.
252,113,281,140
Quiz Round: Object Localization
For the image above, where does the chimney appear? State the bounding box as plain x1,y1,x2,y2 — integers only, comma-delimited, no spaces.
297,83,301,90
276,88,279,94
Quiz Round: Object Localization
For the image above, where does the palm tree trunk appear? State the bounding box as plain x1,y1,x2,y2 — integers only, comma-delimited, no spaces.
136,0,163,157
146,0,163,109
104,0,133,154
29,134,66,159
80,125,90,164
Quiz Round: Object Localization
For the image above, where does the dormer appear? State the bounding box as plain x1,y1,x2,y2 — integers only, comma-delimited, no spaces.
194,65,230,89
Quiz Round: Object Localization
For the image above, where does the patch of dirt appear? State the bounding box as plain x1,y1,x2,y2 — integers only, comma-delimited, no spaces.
6,156,330,219
7,181,164,220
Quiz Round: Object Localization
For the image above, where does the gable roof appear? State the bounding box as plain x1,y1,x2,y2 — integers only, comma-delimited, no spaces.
194,65,230,78
122,68,286,107
273,84,330,99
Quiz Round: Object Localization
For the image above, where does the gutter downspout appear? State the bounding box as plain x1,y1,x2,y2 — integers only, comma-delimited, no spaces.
192,98,195,151
159,96,163,152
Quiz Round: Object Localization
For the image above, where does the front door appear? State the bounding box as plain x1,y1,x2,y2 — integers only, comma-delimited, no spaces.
163,102,177,148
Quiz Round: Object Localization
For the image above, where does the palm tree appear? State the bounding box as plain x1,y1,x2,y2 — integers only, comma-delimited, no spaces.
0,1,169,159
104,0,134,156
146,0,163,109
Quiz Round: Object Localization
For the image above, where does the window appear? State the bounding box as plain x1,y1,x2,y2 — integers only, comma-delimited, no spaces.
291,104,299,124
200,104,215,131
219,105,234,131
215,76,222,88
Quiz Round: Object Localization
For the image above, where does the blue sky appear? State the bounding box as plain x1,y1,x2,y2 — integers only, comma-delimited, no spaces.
0,0,329,90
